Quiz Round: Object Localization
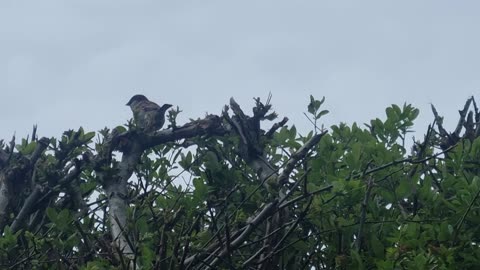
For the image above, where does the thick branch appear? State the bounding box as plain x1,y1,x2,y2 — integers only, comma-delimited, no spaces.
277,132,326,185
11,158,85,232
94,114,224,268
0,137,50,232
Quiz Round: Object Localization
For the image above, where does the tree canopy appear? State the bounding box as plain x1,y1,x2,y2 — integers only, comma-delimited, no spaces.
1,95,480,269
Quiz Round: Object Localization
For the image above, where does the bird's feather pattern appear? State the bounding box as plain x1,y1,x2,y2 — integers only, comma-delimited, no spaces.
127,95,171,133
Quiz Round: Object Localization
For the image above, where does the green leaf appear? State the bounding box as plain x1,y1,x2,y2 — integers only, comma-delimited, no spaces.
46,208,58,222
332,179,346,194
1,226,19,247
141,245,155,267
350,250,365,269
370,234,385,259
316,110,329,119
179,151,193,169
392,104,401,116
289,125,297,139
319,96,325,106
438,222,452,241
396,180,411,198
308,95,317,114
406,222,419,238
56,209,71,231
410,108,419,120
136,216,149,234
114,125,127,133
193,178,208,201
307,95,325,116
386,107,395,120
471,176,480,190
82,131,96,142
413,254,427,268
17,141,37,155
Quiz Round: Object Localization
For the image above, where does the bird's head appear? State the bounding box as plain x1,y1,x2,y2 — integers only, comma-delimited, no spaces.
126,94,149,106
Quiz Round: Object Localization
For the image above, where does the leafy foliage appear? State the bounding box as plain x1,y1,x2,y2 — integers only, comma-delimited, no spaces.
1,96,480,269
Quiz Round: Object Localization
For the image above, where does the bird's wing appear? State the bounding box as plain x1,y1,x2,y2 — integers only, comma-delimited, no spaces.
140,101,161,111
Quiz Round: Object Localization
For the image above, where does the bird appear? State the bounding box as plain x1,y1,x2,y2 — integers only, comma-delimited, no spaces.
126,94,172,132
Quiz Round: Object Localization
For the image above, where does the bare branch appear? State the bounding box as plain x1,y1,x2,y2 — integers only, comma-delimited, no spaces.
277,131,326,185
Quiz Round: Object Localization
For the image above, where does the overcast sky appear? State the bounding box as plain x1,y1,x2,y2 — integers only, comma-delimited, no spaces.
1,1,479,142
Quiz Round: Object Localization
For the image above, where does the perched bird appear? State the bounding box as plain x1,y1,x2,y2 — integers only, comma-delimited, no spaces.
126,94,172,132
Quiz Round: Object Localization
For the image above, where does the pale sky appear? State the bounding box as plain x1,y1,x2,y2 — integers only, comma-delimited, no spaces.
1,1,479,142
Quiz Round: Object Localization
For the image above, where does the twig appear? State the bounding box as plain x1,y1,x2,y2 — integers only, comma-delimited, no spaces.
355,176,374,251
453,186,480,243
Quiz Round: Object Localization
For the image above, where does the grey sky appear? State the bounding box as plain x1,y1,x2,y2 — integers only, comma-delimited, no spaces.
1,1,479,141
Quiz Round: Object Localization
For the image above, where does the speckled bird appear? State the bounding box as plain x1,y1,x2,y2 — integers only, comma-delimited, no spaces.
126,94,172,133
